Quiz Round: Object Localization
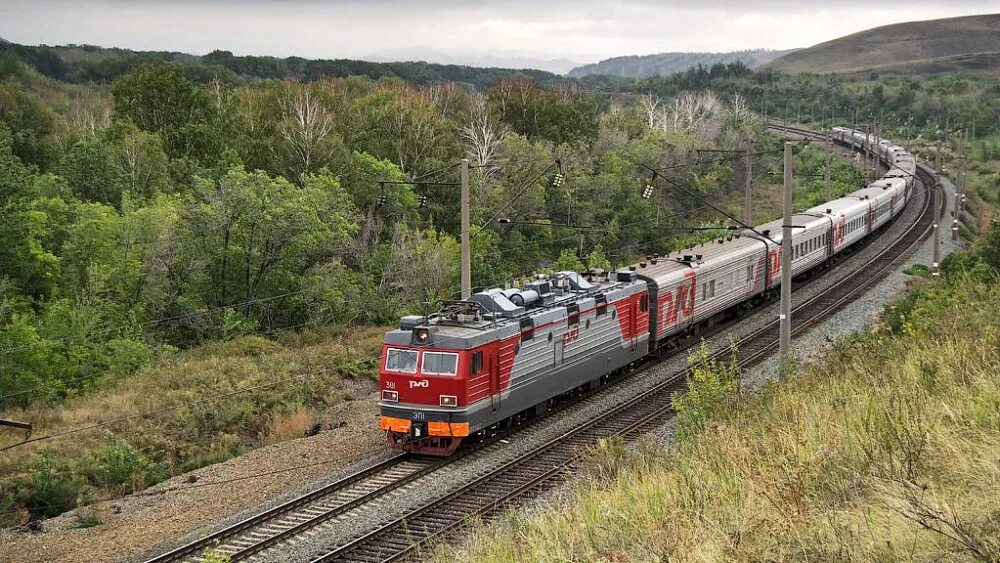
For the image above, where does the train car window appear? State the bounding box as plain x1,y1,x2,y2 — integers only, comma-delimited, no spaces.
595,294,608,316
701,282,707,300
385,348,418,373
708,280,716,299
519,317,534,341
422,352,459,376
567,303,580,325
639,295,649,312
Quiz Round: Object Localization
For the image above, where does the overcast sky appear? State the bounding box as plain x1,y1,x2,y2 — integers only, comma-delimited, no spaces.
0,0,996,65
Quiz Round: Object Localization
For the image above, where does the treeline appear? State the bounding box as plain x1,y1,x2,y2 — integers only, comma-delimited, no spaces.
568,50,785,79
0,41,557,89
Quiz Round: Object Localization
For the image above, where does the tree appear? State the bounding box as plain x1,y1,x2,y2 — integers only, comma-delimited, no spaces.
555,248,583,272
0,82,57,167
111,64,219,161
178,166,359,332
460,92,506,180
59,137,122,206
278,80,336,179
0,134,59,298
111,124,169,200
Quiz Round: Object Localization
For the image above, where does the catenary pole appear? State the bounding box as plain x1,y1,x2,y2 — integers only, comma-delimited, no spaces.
745,143,753,225
460,158,471,299
932,140,943,277
780,142,793,360
824,129,832,201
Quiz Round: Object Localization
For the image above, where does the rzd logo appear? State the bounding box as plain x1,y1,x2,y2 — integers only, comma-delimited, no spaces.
409,379,429,389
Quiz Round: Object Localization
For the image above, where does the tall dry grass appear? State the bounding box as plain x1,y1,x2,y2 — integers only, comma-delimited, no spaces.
0,325,387,523
442,276,1000,562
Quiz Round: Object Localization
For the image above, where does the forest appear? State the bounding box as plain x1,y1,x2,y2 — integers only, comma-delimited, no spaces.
0,40,997,524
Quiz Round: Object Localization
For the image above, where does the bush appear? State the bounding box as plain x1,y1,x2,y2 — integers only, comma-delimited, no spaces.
85,436,168,494
671,342,740,440
27,450,83,519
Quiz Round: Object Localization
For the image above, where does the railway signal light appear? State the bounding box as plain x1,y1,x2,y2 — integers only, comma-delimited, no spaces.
552,173,565,188
418,194,428,209
642,184,655,199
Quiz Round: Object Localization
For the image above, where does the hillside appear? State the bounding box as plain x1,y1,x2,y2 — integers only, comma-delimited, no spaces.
765,13,1000,74
567,49,793,79
0,42,558,88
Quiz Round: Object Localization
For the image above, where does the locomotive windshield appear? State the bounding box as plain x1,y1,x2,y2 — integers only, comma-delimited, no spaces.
385,348,418,372
422,352,458,376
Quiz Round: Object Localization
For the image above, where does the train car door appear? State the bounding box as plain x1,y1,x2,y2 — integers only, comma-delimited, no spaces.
489,351,501,412
632,294,646,351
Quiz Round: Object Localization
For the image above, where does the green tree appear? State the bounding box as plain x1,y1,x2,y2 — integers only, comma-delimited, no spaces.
59,137,122,206
0,82,57,167
111,64,219,161
178,166,359,333
555,248,583,272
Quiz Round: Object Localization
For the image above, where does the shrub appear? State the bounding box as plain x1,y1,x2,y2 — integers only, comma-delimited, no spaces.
671,341,740,441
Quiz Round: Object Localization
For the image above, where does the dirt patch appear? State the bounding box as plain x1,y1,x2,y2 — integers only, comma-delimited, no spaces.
0,398,384,563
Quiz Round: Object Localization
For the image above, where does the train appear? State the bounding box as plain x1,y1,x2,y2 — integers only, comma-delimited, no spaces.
377,127,918,455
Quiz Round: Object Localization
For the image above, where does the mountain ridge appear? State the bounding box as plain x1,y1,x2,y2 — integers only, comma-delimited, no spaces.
764,13,1000,74
567,49,794,78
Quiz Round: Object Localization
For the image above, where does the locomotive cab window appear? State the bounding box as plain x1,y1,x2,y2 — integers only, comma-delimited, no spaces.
470,351,484,375
385,348,418,373
422,352,459,376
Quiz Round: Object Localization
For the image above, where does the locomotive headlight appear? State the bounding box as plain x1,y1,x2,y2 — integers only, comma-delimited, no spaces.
440,395,458,407
381,390,398,402
413,328,430,344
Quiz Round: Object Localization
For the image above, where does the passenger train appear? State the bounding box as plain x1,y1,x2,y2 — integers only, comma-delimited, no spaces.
378,127,918,455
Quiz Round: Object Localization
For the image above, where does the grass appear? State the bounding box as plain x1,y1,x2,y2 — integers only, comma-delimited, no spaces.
0,324,387,525
439,272,1000,562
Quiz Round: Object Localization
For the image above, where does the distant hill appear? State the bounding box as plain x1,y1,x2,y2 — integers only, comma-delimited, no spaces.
765,13,1000,74
364,46,582,75
567,50,794,79
0,41,559,88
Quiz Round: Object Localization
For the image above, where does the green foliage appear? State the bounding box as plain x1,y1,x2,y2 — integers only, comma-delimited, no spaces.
671,342,740,440
488,78,599,144
586,243,612,271
27,449,84,518
86,436,168,493
202,550,232,563
0,81,57,167
111,64,219,161
555,248,583,272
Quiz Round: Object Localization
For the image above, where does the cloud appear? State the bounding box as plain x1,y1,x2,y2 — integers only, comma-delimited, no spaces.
0,0,995,65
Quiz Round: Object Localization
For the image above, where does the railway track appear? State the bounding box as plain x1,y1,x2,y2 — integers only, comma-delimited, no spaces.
146,125,937,563
303,130,938,562
144,455,441,562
